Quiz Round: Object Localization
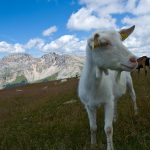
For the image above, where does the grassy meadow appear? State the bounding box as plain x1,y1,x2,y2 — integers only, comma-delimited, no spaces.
0,69,150,150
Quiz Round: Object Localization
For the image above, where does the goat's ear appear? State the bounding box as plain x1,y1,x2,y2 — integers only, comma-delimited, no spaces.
119,25,135,41
91,33,100,50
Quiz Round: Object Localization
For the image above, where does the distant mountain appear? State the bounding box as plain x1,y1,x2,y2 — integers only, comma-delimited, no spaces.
0,53,84,89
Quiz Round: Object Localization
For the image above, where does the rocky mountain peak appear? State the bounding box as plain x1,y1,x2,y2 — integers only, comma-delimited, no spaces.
0,52,84,89
1,53,33,63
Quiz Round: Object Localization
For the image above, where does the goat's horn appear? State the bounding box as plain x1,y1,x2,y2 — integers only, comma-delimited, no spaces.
119,25,135,41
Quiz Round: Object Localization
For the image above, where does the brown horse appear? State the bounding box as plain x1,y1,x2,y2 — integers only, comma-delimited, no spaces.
137,56,150,75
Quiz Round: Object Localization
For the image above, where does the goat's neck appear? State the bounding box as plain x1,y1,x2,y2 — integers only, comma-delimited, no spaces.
85,48,109,79
84,49,121,85
84,50,103,85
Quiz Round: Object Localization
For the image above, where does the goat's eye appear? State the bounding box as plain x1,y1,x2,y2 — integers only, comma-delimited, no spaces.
101,41,110,47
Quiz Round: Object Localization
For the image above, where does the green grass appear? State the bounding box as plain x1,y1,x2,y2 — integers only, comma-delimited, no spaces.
4,75,28,89
0,70,150,150
11,75,28,84
35,73,58,83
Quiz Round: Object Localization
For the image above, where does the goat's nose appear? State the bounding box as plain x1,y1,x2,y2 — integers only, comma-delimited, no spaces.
129,57,137,63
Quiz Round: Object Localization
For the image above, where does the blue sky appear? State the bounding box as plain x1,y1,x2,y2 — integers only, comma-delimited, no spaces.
0,0,150,58
0,0,80,42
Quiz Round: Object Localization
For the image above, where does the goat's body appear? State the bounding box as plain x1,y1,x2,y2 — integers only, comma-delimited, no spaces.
79,70,126,105
79,61,135,109
78,48,133,107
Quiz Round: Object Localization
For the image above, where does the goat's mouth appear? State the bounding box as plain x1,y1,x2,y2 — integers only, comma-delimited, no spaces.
121,64,137,71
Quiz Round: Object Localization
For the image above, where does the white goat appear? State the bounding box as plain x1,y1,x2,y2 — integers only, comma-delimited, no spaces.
78,26,138,150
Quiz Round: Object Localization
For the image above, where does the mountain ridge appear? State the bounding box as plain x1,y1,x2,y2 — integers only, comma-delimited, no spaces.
0,52,84,89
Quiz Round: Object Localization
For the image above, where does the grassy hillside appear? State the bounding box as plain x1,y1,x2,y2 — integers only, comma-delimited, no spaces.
4,75,28,89
0,70,150,150
35,73,58,83
12,75,28,84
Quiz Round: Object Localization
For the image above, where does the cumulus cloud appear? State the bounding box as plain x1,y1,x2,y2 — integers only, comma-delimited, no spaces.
0,41,25,53
122,14,150,56
42,35,86,55
25,38,45,50
132,0,150,15
25,35,86,55
0,38,45,54
0,35,86,56
42,26,57,37
67,0,127,31
67,7,116,31
67,0,143,31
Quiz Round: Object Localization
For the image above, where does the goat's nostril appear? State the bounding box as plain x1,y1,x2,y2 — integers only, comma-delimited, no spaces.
129,57,137,63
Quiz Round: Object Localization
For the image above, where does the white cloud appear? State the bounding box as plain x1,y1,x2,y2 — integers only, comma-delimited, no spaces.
0,41,25,53
0,35,86,56
122,14,150,56
42,26,57,37
25,38,45,50
42,35,86,54
67,0,128,31
0,38,45,54
132,0,150,15
124,36,141,49
67,7,116,31
68,0,141,31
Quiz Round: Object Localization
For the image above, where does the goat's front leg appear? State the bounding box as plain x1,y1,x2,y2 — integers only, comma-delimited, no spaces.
104,101,114,150
85,105,97,146
113,100,118,123
127,79,138,115
130,89,138,115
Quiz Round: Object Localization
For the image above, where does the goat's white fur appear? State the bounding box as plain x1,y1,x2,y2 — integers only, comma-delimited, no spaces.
78,28,138,150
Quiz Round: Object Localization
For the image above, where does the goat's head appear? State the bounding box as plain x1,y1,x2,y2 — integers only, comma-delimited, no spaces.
88,25,138,72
